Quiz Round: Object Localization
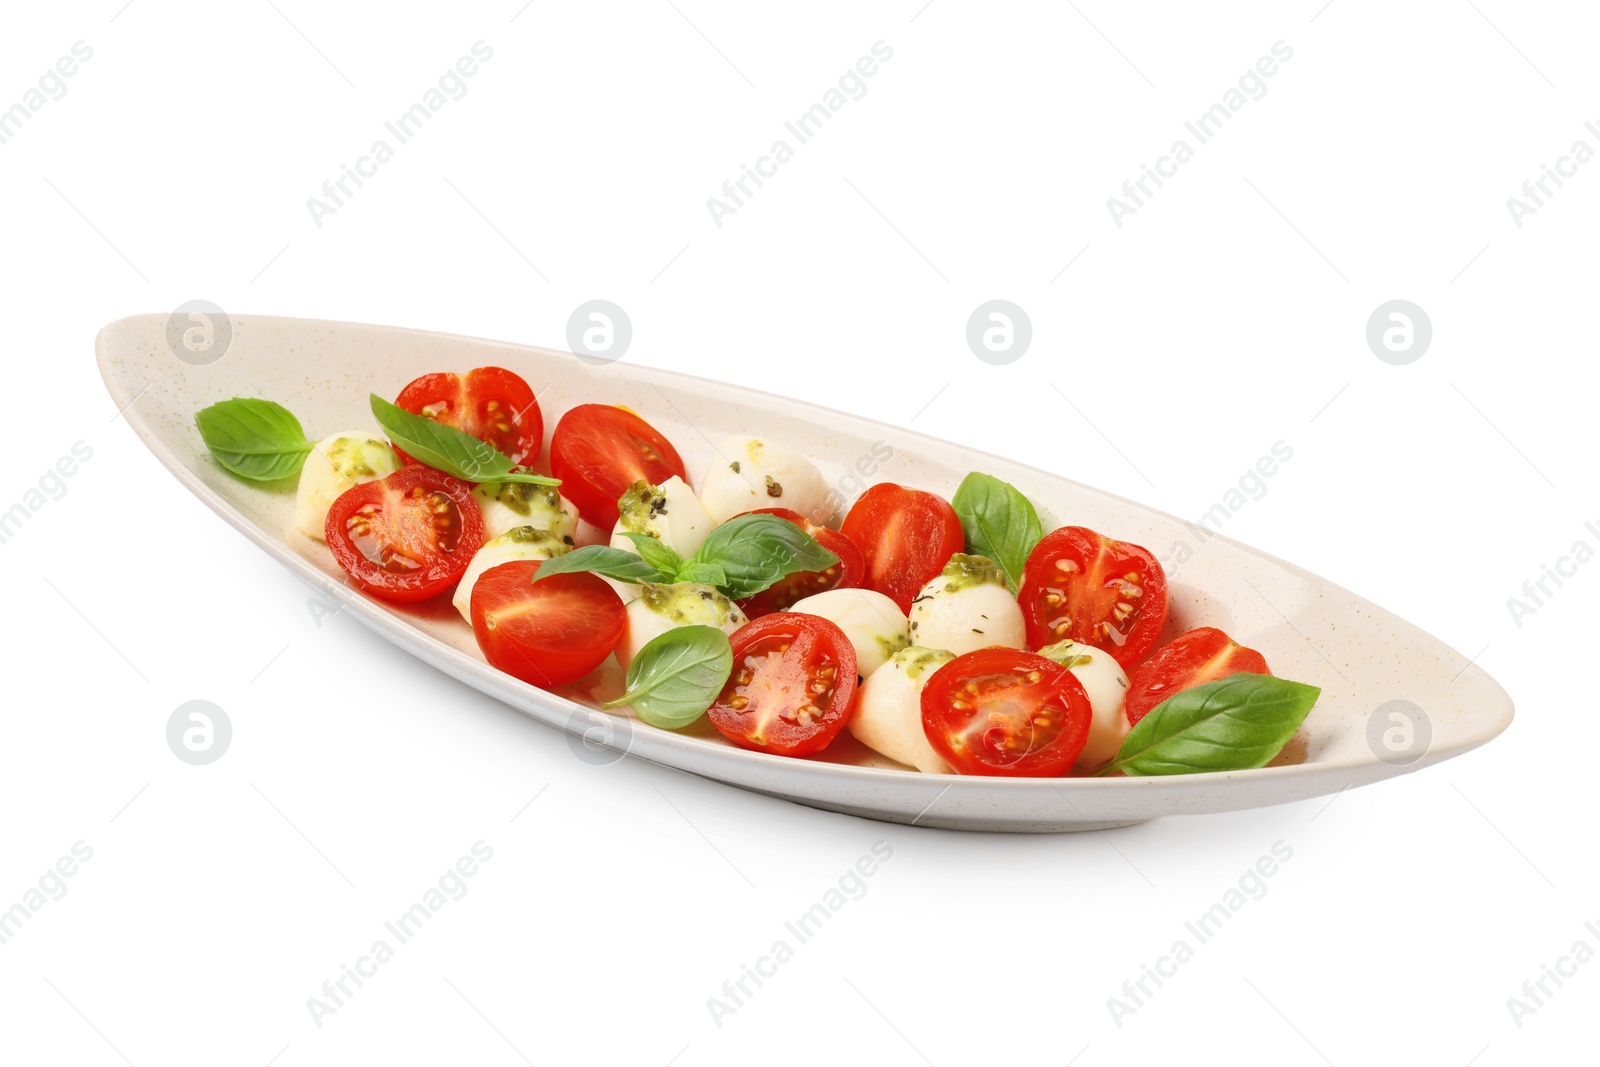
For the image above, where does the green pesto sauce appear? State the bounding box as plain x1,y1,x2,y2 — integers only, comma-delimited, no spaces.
616,479,668,535
893,645,955,680
492,527,570,557
324,435,396,480
1036,640,1095,671
875,629,912,659
938,553,1007,593
492,481,562,518
639,582,739,626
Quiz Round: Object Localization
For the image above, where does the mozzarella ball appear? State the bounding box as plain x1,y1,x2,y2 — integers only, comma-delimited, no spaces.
907,554,1027,657
699,435,832,524
472,481,579,542
608,476,715,560
294,431,401,540
617,583,748,672
849,646,955,773
1037,639,1132,768
452,527,570,623
788,588,909,678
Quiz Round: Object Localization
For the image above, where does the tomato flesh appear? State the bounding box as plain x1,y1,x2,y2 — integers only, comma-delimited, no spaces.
549,404,687,529
1124,627,1270,724
1019,526,1168,668
838,483,963,613
394,366,543,466
708,613,858,756
921,648,1092,777
325,465,484,602
735,508,866,618
470,560,625,688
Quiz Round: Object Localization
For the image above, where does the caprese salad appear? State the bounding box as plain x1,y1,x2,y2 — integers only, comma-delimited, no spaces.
195,365,1321,778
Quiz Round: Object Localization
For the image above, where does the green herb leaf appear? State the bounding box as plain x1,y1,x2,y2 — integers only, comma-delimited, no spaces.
194,397,316,482
601,625,733,729
951,471,1043,593
528,545,673,586
676,560,728,587
369,394,558,486
622,532,683,576
688,513,839,599
1099,673,1320,776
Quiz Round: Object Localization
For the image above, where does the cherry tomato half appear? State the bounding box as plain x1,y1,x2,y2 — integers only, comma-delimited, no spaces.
735,507,866,618
708,613,858,757
325,465,484,602
838,483,964,613
549,404,687,530
1019,526,1169,668
921,648,1093,777
1124,627,1270,725
470,559,626,688
394,366,543,466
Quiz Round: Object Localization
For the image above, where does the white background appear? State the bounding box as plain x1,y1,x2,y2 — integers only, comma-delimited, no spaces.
1,1,1594,1064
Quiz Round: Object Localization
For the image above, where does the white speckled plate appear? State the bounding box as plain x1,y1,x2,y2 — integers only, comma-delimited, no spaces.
96,313,1514,832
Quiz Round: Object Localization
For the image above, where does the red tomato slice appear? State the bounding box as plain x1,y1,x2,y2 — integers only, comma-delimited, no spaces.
1124,627,1270,725
921,648,1093,777
325,465,484,602
734,507,866,618
394,366,543,466
838,483,963,613
470,560,626,688
549,404,687,529
708,613,858,757
1019,526,1168,668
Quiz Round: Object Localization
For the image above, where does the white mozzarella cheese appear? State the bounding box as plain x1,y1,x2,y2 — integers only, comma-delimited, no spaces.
907,554,1027,657
848,646,956,773
1038,639,1132,769
698,435,832,524
607,476,714,561
617,583,748,672
787,587,909,678
472,481,579,542
452,527,570,623
294,431,401,540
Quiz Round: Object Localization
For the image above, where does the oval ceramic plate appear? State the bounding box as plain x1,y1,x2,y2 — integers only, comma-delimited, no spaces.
96,313,1513,832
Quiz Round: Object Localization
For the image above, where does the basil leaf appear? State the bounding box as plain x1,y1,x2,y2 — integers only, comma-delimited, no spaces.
194,397,315,482
528,545,672,586
369,394,558,486
1100,673,1320,776
622,532,683,576
601,625,733,729
689,513,839,599
677,560,728,587
951,471,1043,593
